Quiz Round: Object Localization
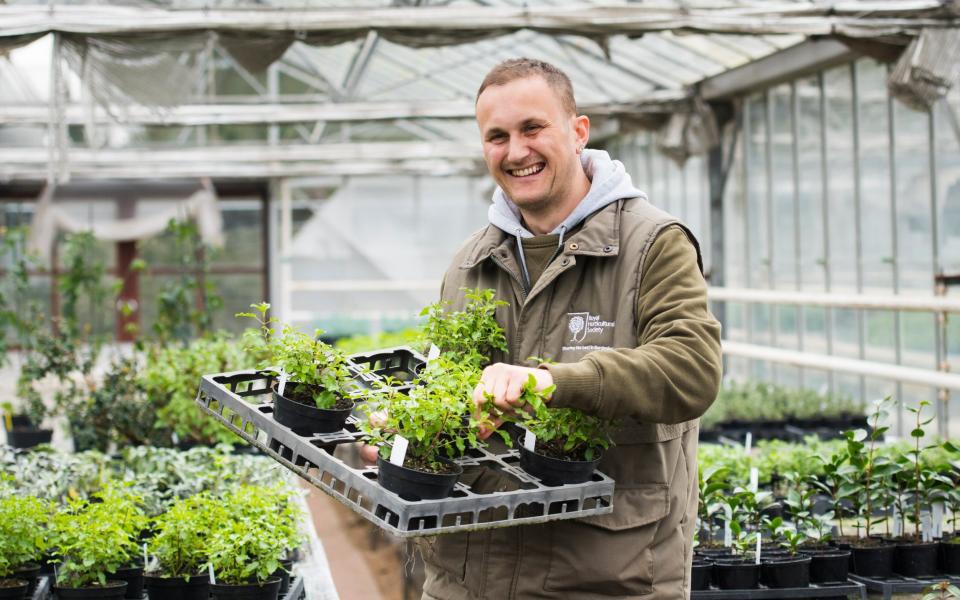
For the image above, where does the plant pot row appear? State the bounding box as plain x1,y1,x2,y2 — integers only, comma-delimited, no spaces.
837,537,960,579
693,548,850,590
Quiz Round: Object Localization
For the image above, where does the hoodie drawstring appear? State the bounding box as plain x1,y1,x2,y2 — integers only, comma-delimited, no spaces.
515,229,532,293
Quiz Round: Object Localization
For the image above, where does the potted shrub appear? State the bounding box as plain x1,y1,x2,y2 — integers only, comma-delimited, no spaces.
238,303,356,436
712,489,772,590
939,441,960,574
146,494,218,600
0,495,52,597
420,287,507,370
361,359,481,500
893,400,940,577
760,517,811,588
694,465,732,560
75,486,149,600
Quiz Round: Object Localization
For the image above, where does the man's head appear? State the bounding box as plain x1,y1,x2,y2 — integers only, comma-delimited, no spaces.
475,58,590,221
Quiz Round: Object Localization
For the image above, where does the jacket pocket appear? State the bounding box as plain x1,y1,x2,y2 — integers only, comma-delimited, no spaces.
420,532,470,583
542,484,670,596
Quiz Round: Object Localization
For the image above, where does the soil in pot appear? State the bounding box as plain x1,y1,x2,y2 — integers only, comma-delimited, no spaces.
54,580,128,600
377,456,463,501
209,577,281,600
806,549,851,584
851,541,895,578
761,555,811,588
0,579,28,600
144,574,211,600
691,560,712,591
713,558,760,590
941,537,960,574
518,444,601,486
893,537,939,577
112,564,145,599
272,382,353,436
695,545,734,560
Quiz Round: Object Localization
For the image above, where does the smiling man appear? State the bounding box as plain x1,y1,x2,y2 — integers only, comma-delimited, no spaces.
418,58,722,599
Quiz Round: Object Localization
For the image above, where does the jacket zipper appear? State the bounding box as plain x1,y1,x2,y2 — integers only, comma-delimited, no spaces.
491,254,527,362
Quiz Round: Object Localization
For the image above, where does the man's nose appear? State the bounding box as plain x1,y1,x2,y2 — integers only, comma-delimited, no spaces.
506,136,529,164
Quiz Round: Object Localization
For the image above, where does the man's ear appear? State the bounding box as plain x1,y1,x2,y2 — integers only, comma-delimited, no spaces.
573,114,590,148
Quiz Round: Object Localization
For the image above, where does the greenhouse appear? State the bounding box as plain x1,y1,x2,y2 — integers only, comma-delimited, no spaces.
2,1,960,599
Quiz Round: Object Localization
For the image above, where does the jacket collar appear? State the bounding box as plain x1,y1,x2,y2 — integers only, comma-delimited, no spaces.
460,198,627,269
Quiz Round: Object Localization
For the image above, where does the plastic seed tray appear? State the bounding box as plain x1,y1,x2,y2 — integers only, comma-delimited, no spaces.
692,581,867,599
848,573,960,600
195,349,614,538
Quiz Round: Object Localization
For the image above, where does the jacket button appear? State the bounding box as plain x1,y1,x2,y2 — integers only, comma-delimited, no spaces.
603,245,613,253
569,243,579,251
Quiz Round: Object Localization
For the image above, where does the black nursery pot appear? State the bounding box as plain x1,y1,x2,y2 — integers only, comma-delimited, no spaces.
761,555,811,589
10,564,39,596
272,383,353,436
144,574,211,600
713,558,760,590
518,446,601,486
270,558,294,595
209,577,282,600
851,543,895,578
54,581,128,599
5,426,53,449
894,541,939,577
691,559,712,591
695,547,734,560
377,456,463,501
942,538,960,575
112,564,145,599
0,580,28,600
807,550,851,584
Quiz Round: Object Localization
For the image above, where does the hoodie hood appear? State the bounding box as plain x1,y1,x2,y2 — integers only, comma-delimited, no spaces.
487,148,646,239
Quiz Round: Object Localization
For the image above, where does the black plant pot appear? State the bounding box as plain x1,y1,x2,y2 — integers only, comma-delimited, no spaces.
807,550,850,584
761,555,811,588
5,426,53,449
713,559,760,590
518,446,601,486
270,558,293,595
695,547,734,560
112,564,145,599
851,543,895,578
942,539,960,575
11,564,40,596
377,456,462,501
272,385,353,436
209,577,281,600
691,560,712,591
54,580,128,599
144,574,210,600
894,541,939,577
0,580,28,600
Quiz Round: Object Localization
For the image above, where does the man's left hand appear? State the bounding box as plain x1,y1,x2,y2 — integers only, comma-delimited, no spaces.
472,363,553,439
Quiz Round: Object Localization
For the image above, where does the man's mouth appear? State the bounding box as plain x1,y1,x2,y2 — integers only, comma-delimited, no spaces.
507,163,545,177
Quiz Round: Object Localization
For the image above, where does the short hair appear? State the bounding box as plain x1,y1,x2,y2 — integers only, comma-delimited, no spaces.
476,58,577,116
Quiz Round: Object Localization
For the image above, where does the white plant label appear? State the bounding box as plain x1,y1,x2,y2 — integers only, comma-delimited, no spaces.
723,504,733,547
933,503,944,539
208,564,216,585
755,535,762,565
922,512,933,542
892,506,903,538
171,432,179,445
427,344,441,363
277,370,288,396
749,468,759,493
390,435,409,467
523,428,537,452
744,432,752,452
143,543,148,568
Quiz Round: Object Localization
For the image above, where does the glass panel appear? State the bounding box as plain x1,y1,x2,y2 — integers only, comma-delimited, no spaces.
803,306,828,354
209,273,267,333
746,94,770,288
724,126,747,288
770,83,797,290
864,309,897,364
892,98,933,291
833,307,860,359
823,65,857,293
934,94,960,275
900,312,937,369
209,199,264,269
796,75,826,291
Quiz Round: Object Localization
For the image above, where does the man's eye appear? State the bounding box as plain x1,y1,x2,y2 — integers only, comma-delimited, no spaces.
524,125,542,133
489,134,507,143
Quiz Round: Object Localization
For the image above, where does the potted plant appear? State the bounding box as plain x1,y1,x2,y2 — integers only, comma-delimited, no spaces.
238,303,356,436
760,517,811,588
939,441,960,574
712,489,772,590
145,493,217,600
0,495,52,597
361,359,482,500
80,486,149,600
893,400,941,577
420,287,507,369
694,465,732,560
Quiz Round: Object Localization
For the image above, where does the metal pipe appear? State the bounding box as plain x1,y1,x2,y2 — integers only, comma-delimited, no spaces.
709,287,960,313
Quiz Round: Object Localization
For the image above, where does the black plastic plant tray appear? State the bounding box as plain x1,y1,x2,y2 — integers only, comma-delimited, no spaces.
848,573,960,600
32,576,51,600
692,581,866,599
195,368,614,538
282,576,305,600
347,346,426,391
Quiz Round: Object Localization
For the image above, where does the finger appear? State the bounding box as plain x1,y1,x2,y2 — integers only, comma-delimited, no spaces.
504,375,524,407
369,410,387,427
492,375,509,407
359,444,379,464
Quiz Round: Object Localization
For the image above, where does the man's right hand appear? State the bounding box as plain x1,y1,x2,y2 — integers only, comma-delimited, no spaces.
359,410,387,464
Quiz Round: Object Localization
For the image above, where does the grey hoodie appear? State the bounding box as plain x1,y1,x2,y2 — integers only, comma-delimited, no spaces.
487,148,646,290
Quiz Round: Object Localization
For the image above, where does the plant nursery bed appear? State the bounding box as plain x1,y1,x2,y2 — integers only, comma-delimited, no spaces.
692,581,866,599
195,351,614,538
848,573,960,600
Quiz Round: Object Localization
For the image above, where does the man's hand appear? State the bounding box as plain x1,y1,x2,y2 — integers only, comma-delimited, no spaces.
473,363,553,439
359,410,387,464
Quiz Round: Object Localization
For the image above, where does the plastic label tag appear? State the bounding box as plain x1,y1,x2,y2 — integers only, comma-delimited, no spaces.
755,535,762,565
208,564,216,585
427,344,441,363
922,511,933,542
723,504,733,547
933,502,944,539
277,370,288,396
892,506,902,538
143,543,148,569
744,432,752,452
749,468,759,493
523,428,536,452
171,432,179,446
390,435,409,466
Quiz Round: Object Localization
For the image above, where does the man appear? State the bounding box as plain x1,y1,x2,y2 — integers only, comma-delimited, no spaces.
370,57,722,599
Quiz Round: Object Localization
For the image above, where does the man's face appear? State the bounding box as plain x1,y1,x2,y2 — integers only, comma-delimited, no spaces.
476,76,588,214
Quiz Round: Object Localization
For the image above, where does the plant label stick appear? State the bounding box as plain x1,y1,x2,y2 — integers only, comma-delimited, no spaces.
755,534,761,565
390,435,409,466
744,432,752,452
893,506,902,538
723,504,732,547
277,370,288,396
933,502,944,539
209,564,216,585
143,543,148,568
749,468,759,493
427,344,441,363
523,428,536,452
923,511,933,543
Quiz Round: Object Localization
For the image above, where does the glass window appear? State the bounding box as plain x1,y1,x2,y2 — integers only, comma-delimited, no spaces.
745,94,770,289
770,83,797,290
893,96,933,291
934,93,960,275
796,75,826,292
823,65,857,293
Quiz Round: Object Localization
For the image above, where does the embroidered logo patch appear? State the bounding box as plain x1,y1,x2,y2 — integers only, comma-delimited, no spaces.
565,312,615,346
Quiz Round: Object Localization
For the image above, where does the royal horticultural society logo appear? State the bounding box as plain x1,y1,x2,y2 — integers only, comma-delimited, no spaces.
567,312,615,343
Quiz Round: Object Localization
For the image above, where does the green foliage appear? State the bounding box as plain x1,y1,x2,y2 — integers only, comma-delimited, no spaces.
0,495,53,577
59,231,109,341
0,226,40,365
924,581,960,600
148,493,220,578
766,516,808,555
697,465,729,543
361,358,485,469
701,380,864,429
420,288,507,369
844,396,897,539
334,328,423,355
